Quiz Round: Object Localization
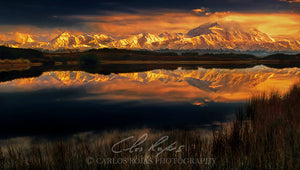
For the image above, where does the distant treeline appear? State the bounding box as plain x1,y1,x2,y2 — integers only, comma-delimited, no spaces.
46,48,300,62
86,48,257,60
1,46,300,64
263,53,300,60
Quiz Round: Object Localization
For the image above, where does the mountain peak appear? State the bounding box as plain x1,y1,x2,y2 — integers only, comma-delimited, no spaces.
58,31,73,37
186,22,220,37
209,22,220,27
186,21,244,37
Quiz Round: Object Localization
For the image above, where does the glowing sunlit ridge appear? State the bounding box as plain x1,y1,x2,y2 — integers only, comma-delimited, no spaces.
0,21,299,51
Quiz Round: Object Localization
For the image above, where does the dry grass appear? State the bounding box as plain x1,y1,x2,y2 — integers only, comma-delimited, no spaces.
212,84,300,169
0,129,214,169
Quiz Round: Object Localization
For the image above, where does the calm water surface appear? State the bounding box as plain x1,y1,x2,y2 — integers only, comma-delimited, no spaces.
0,65,299,138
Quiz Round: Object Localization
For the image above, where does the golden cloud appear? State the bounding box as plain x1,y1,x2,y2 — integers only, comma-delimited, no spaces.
192,9,206,13
1,11,299,40
220,12,300,39
73,11,230,37
191,7,212,16
72,11,300,38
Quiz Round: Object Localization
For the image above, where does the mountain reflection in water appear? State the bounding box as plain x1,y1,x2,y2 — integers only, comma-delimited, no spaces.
0,65,299,138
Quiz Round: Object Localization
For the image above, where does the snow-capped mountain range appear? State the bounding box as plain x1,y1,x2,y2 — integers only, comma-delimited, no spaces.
1,21,300,52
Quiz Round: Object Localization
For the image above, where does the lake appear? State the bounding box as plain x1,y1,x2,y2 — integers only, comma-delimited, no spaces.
0,64,299,138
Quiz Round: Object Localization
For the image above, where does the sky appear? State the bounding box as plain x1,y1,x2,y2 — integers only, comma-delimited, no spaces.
0,0,300,38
